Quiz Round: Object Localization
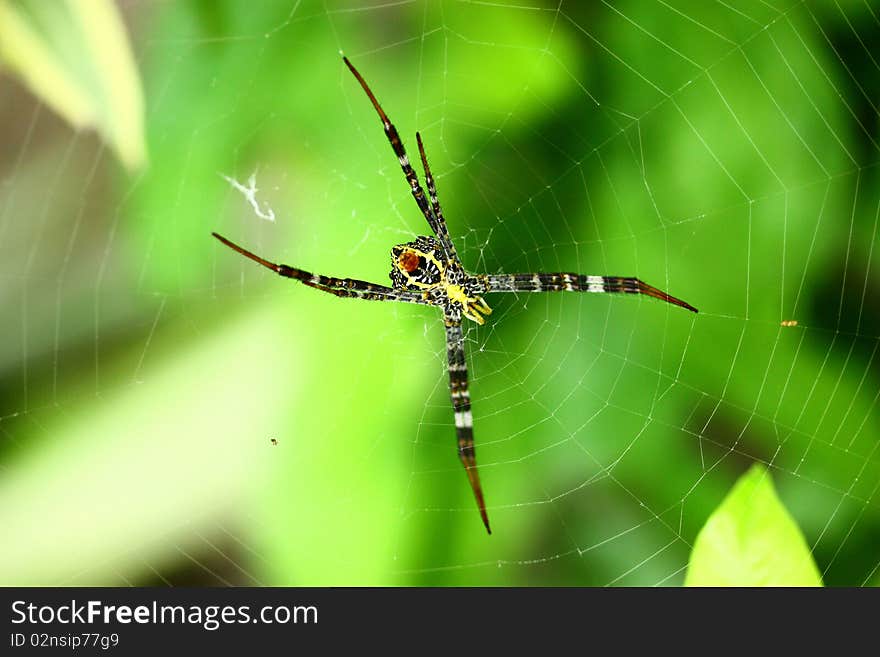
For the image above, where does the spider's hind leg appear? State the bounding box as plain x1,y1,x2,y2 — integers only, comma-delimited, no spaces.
445,320,491,534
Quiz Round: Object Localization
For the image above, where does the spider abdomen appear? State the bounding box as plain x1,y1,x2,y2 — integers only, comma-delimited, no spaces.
389,236,446,289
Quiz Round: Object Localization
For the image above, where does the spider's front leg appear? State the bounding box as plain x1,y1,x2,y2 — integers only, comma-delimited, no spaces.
445,318,491,534
212,232,431,305
344,57,465,269
483,273,698,313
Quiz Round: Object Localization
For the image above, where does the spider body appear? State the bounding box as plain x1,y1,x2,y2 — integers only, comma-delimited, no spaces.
213,56,697,534
390,237,492,324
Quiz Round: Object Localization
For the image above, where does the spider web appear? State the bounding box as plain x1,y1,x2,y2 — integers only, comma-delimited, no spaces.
1,0,879,586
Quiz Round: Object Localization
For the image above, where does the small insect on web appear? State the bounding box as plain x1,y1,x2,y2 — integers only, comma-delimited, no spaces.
212,56,698,534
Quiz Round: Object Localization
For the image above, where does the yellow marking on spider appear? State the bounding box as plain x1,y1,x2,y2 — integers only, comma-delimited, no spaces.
396,246,493,323
397,248,444,289
472,297,492,315
445,283,492,324
445,284,470,305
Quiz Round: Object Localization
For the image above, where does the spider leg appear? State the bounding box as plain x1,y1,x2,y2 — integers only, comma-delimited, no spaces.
343,58,454,257
415,132,460,264
483,273,698,313
297,280,425,303
445,319,491,534
212,232,430,304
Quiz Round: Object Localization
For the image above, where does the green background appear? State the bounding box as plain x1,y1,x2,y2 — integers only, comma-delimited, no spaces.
1,0,878,586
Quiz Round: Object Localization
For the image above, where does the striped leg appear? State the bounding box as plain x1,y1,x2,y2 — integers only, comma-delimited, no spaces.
343,58,450,256
445,319,491,534
484,273,698,313
213,232,429,305
415,132,459,263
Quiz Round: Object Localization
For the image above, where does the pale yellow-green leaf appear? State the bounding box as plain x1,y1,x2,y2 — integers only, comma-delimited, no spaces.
0,0,145,170
685,464,823,586
0,0,95,126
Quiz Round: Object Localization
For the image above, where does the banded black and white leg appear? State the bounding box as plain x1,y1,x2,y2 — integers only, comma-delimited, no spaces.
483,273,698,313
445,319,491,534
415,132,460,264
212,232,431,305
344,57,459,264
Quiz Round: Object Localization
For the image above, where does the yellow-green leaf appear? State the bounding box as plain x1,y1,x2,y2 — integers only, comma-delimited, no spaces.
0,0,145,170
685,464,823,587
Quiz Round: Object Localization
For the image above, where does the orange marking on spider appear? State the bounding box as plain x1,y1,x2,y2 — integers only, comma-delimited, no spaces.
398,250,420,273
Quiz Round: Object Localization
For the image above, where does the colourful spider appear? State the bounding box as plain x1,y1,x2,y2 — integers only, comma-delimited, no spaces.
213,56,698,534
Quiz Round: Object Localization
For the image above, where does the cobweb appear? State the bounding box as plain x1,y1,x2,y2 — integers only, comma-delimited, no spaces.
1,0,879,587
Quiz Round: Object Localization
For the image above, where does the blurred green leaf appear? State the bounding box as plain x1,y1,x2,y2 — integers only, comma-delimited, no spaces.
0,304,291,585
685,465,822,587
0,0,145,169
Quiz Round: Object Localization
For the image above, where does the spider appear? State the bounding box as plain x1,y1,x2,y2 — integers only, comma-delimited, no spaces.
212,56,698,534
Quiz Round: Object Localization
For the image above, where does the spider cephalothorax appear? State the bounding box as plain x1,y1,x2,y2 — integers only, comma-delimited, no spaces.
390,236,492,324
212,56,697,534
